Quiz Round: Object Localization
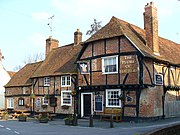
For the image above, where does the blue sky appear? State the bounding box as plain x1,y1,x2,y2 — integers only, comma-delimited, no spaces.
0,0,180,71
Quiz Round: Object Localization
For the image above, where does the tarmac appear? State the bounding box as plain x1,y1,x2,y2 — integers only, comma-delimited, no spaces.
0,117,180,135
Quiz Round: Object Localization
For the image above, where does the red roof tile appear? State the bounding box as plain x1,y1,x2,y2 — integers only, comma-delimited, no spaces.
86,16,180,65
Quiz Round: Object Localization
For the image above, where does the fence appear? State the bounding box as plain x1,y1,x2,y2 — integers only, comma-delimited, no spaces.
165,101,180,118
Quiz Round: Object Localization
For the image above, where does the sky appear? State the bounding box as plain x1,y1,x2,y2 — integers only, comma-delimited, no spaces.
0,0,180,71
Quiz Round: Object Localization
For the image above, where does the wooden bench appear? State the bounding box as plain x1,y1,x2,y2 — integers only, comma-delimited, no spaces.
23,113,31,117
100,108,122,122
12,110,30,119
48,114,56,120
12,113,21,119
33,113,56,121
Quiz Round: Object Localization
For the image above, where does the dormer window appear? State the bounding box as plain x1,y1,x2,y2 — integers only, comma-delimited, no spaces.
44,77,50,86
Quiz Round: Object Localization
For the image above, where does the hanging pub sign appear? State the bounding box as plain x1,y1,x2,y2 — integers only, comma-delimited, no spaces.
155,73,163,85
78,62,89,74
94,95,103,112
50,96,57,107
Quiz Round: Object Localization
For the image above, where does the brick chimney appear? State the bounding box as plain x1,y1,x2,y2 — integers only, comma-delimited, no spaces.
46,36,59,57
144,2,159,55
74,29,82,46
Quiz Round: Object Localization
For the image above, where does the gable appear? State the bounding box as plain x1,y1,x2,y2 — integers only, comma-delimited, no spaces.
78,16,180,66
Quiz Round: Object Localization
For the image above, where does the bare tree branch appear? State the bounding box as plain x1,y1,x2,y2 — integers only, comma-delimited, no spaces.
86,19,102,36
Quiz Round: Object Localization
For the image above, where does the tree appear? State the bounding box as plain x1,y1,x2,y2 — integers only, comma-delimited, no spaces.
86,19,102,36
23,53,44,65
13,52,44,71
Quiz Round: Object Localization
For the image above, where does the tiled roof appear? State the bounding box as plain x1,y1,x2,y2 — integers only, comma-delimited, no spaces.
7,71,16,78
5,61,42,87
31,44,82,78
86,16,180,65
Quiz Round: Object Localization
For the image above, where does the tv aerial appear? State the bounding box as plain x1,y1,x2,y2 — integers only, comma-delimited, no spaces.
47,15,55,37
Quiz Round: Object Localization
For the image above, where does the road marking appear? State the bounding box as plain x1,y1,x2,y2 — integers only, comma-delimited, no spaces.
0,125,4,127
6,127,11,130
14,131,20,134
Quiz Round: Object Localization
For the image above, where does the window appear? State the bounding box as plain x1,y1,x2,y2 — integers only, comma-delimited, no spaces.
18,98,24,106
7,98,14,109
61,76,71,87
42,97,48,105
102,56,118,74
61,90,72,106
106,89,121,107
44,77,50,86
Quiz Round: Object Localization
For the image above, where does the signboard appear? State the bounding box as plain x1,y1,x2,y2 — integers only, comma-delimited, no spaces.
50,96,57,107
78,62,89,74
94,95,103,112
36,98,41,109
155,74,163,85
120,55,138,74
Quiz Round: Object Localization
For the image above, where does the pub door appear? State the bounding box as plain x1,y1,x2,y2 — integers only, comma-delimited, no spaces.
81,93,92,117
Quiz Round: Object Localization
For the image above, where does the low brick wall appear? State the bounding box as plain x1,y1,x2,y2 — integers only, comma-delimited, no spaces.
144,124,180,135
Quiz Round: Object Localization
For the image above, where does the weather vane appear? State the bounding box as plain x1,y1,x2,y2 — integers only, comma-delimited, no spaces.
47,15,55,37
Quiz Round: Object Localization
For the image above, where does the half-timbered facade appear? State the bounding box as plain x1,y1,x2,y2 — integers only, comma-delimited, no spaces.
5,62,42,111
30,36,82,114
5,29,82,116
77,2,180,121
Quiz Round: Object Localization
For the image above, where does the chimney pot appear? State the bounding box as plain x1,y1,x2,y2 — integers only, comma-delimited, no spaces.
74,28,82,46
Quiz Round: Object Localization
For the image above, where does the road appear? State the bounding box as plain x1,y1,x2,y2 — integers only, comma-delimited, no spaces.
0,118,179,135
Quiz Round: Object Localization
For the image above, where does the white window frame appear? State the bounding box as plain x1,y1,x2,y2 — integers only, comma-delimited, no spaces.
61,76,71,87
44,77,50,86
61,90,72,106
106,89,121,108
102,56,118,74
42,97,48,105
7,98,14,109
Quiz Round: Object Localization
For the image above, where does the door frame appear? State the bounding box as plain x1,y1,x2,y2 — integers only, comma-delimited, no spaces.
81,92,93,117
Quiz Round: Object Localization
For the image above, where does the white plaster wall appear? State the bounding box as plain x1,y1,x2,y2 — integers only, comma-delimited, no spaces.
0,63,11,110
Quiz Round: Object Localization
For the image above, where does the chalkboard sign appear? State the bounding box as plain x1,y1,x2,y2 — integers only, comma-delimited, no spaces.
155,74,163,85
94,95,103,112
36,98,41,109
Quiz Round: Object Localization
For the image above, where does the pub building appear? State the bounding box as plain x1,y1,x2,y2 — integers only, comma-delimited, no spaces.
76,2,180,122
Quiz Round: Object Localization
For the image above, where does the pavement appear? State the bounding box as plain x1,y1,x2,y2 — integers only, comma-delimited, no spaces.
49,117,180,128
48,117,180,133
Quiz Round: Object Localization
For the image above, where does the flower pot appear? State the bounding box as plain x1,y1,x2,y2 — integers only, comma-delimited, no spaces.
64,119,74,125
18,116,27,122
62,105,69,109
39,117,49,123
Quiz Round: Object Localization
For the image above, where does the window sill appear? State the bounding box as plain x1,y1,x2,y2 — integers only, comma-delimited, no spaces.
61,85,71,87
102,72,118,75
